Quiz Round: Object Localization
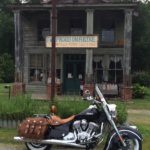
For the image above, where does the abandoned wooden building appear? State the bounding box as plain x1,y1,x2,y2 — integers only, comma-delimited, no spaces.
10,0,138,99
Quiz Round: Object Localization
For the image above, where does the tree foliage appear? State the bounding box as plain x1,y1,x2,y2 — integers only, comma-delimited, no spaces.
0,53,14,83
132,2,150,71
0,12,14,55
0,0,15,56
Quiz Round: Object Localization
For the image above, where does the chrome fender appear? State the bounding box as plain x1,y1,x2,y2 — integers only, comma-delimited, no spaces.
104,126,142,150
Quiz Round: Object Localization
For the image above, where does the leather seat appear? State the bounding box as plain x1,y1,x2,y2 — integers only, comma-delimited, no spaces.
48,115,75,126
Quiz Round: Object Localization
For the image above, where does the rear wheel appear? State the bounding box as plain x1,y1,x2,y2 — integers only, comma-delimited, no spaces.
26,142,52,150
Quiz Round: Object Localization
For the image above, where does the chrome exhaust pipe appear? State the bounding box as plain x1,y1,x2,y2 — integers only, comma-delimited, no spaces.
14,137,86,148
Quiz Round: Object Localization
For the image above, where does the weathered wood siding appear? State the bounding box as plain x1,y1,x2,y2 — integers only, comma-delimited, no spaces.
23,13,38,47
22,10,124,86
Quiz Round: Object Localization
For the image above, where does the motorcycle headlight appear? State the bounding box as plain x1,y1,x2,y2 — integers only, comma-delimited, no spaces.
108,104,117,118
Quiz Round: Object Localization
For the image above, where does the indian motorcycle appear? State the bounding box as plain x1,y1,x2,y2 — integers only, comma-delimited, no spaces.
14,84,142,150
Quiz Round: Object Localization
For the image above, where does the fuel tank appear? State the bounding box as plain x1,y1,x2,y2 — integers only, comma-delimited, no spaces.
75,105,107,123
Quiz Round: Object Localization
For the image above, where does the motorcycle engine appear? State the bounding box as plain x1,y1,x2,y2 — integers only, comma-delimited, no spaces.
73,120,99,144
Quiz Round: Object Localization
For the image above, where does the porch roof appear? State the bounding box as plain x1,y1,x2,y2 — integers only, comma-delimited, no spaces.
8,2,138,11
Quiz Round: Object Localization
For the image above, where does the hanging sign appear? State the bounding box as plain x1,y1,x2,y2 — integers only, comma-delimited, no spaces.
46,35,99,48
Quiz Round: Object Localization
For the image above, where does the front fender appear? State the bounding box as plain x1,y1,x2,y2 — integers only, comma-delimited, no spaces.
104,126,142,150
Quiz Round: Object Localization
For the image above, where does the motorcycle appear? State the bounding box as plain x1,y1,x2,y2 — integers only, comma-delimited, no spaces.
14,84,142,150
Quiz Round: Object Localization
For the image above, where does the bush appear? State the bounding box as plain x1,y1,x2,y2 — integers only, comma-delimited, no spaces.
132,84,146,99
0,95,127,125
50,99,89,118
0,95,49,121
132,72,150,87
50,98,127,125
116,102,127,124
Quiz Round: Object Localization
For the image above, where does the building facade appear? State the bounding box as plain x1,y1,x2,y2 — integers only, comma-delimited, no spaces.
10,0,138,99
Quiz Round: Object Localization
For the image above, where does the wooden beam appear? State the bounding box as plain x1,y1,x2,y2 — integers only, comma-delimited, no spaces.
85,9,94,84
14,10,23,82
123,9,133,86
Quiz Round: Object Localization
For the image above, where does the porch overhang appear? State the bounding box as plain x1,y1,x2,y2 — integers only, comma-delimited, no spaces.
8,3,138,11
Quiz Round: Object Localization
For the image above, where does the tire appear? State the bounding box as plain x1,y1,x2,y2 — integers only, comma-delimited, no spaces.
110,134,142,150
25,142,52,150
104,126,142,150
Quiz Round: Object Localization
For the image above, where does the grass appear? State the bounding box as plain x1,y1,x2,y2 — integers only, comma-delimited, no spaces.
0,129,17,144
0,83,11,97
125,87,150,110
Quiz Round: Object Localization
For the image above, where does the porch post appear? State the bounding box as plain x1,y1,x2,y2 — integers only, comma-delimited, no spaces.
14,10,23,82
84,9,94,95
122,9,133,100
12,10,25,96
85,9,94,83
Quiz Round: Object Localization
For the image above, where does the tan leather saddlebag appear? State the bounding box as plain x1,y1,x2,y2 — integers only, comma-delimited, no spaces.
18,117,48,139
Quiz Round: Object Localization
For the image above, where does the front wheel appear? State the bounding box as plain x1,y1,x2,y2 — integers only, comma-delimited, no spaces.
105,126,142,150
111,134,142,150
25,142,52,150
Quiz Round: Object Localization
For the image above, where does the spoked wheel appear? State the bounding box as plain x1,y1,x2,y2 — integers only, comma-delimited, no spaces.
123,137,140,150
25,142,52,150
111,135,142,150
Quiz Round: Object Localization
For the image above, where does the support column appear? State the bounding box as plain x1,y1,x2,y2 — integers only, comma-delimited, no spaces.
14,10,23,82
121,9,133,100
23,53,29,84
12,10,25,96
84,9,94,95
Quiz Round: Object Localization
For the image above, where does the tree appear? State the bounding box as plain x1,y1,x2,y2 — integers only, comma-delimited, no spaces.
0,53,14,83
0,12,14,55
132,2,150,71
0,0,15,56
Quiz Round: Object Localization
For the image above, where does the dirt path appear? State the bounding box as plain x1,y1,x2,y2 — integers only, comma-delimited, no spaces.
0,143,25,150
127,109,150,125
128,109,150,115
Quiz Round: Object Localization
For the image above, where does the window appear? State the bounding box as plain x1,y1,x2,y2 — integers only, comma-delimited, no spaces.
70,19,83,35
101,18,115,44
108,56,123,83
29,54,44,83
37,19,50,41
93,56,103,83
93,55,123,84
102,29,115,43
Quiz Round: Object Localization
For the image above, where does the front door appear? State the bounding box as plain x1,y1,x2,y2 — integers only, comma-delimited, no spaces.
63,54,85,94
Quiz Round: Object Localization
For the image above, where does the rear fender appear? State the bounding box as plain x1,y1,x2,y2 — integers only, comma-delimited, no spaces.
104,126,142,150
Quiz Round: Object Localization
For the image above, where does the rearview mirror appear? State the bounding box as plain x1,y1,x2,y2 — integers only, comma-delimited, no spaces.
84,90,90,96
83,90,94,101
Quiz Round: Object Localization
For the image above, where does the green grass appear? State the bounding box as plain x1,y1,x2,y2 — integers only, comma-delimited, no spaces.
0,83,11,96
125,99,150,110
0,129,17,144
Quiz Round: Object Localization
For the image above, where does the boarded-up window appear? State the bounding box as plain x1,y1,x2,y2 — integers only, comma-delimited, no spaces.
101,17,115,44
70,19,83,35
102,29,115,43
37,19,50,41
